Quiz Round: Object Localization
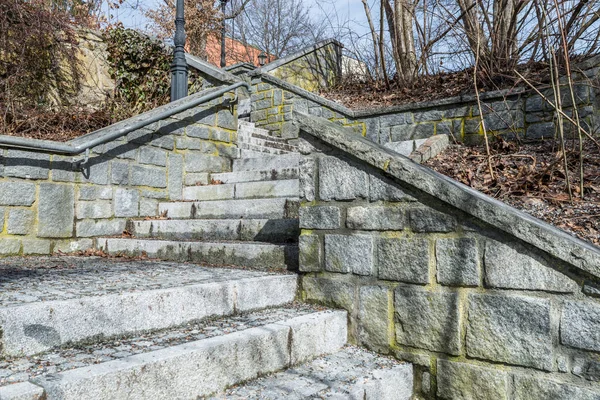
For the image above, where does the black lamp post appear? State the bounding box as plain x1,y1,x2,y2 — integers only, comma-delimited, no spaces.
171,0,188,101
220,0,228,68
258,51,267,67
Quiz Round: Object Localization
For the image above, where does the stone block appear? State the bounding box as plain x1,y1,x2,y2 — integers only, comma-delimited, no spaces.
358,285,391,351
217,109,236,130
319,156,368,201
325,234,374,276
378,238,429,284
391,123,435,141
0,381,45,400
347,206,405,231
466,293,553,370
53,238,93,253
483,110,524,131
111,162,129,185
369,174,414,202
526,122,555,139
114,188,139,217
76,201,112,219
139,198,159,217
302,276,355,311
444,106,470,118
561,300,600,352
185,154,230,173
5,150,50,179
185,124,210,139
299,205,341,229
394,286,461,354
0,207,4,231
0,182,36,206
139,147,167,167
22,239,51,255
38,183,74,238
437,360,509,400
77,219,127,237
484,241,578,292
7,208,34,235
78,186,112,200
379,113,412,126
299,157,316,202
409,207,457,233
0,239,21,255
436,238,479,286
299,234,322,272
184,173,210,187
104,141,138,159
414,110,443,122
513,375,600,400
82,160,110,185
168,153,184,201
131,165,167,188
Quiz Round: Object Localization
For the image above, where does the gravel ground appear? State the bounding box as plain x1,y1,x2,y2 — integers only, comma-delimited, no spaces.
0,256,285,307
0,303,323,387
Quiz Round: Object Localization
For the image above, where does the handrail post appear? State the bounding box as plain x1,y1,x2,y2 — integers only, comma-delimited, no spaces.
171,0,188,101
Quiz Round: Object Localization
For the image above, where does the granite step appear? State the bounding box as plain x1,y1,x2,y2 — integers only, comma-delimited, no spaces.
97,238,299,270
0,306,347,400
159,198,299,220
0,256,297,358
239,143,293,155
210,168,298,184
211,346,413,400
182,179,299,201
129,219,299,243
233,153,300,172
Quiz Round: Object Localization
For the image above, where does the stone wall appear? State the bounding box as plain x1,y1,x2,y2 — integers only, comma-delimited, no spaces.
0,87,240,255
248,61,599,145
296,112,600,399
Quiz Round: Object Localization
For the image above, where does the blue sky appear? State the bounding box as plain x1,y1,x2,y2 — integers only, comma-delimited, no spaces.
111,0,370,41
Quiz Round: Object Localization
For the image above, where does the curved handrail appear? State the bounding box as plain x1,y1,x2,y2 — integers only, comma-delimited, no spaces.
0,81,251,156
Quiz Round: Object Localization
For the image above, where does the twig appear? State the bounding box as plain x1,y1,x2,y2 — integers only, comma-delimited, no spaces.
550,48,573,202
473,29,495,180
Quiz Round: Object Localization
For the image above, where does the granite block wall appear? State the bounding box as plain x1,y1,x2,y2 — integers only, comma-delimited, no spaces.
297,121,600,399
249,65,599,145
0,89,240,255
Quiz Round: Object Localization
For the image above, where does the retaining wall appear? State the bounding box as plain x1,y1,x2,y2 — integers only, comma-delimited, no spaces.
246,61,599,145
0,87,241,255
296,112,600,399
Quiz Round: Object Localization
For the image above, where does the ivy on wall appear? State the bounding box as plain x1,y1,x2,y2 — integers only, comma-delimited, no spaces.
105,27,203,121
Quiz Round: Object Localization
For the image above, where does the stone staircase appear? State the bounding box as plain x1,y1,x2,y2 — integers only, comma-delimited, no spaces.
0,122,414,399
97,122,302,271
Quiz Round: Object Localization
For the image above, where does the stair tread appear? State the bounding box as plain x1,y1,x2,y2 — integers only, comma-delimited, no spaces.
0,304,330,388
0,256,298,358
211,346,413,400
159,197,299,220
210,168,298,184
0,256,290,308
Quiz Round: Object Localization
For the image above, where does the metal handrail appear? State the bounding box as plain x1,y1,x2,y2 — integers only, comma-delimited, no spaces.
0,82,251,159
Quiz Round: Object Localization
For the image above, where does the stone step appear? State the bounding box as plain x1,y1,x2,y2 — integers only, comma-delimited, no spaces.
129,219,299,243
211,346,413,399
0,256,298,358
97,238,299,270
210,168,299,184
233,153,300,172
241,137,297,152
0,307,347,400
239,143,292,155
159,198,299,220
182,180,299,201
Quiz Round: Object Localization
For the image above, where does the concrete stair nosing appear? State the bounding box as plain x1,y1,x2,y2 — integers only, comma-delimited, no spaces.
209,168,299,184
182,179,299,201
158,198,299,220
